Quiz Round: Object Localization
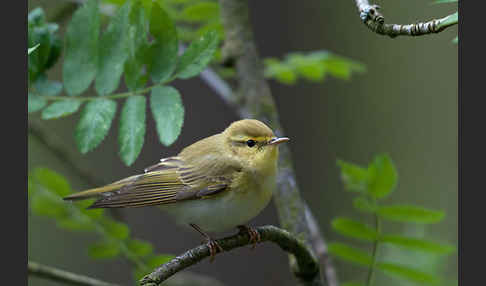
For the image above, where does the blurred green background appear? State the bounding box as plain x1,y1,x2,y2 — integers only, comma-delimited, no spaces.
28,0,457,285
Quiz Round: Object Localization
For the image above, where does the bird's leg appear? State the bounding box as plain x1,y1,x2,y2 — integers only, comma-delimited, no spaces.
237,225,261,249
189,223,223,262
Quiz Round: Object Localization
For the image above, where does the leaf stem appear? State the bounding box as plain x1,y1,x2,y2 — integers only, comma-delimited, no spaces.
366,213,380,286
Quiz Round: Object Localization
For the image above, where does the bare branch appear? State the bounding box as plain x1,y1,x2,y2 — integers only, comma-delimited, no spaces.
28,261,119,286
140,225,320,286
354,0,458,38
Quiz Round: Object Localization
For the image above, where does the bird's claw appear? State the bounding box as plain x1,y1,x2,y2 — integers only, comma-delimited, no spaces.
206,238,224,262
237,225,261,250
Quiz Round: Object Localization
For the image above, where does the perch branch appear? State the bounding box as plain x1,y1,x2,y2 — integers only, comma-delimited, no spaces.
354,0,457,38
28,261,119,286
140,225,319,286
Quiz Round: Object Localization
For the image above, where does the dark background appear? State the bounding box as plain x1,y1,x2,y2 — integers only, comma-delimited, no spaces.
28,0,458,285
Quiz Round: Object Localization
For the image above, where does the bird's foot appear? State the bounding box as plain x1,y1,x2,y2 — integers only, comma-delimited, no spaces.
189,223,223,262
206,238,224,262
237,225,261,250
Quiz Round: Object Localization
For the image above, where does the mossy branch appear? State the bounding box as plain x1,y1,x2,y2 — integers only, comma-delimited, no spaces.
140,225,320,286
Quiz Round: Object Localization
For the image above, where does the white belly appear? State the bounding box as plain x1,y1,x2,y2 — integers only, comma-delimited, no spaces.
161,174,275,233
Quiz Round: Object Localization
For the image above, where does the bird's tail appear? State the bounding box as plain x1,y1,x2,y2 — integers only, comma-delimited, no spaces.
63,174,140,201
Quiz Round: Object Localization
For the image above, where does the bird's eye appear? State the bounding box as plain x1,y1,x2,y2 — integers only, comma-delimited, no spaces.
246,139,256,147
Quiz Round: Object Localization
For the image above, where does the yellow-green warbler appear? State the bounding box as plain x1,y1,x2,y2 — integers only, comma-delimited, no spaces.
64,119,289,258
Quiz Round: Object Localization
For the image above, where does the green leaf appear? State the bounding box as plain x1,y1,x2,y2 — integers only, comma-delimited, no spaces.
57,217,95,231
28,43,40,55
175,30,220,79
124,0,150,91
88,241,121,259
31,195,67,218
264,58,297,84
331,217,378,241
28,93,47,113
127,239,153,257
102,219,130,240
34,77,63,96
75,99,117,154
380,235,455,254
119,96,146,166
377,205,445,224
33,168,71,197
342,282,364,286
352,197,377,213
95,1,132,95
149,2,178,83
367,154,398,199
146,254,175,268
433,0,457,4
376,262,440,284
63,0,100,96
41,100,83,120
325,54,366,80
328,242,373,266
150,86,184,146
180,2,220,22
337,159,369,192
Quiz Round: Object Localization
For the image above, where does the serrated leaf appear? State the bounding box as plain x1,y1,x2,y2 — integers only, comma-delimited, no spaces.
353,197,377,213
149,2,178,83
150,86,184,146
95,1,131,95
377,205,445,224
63,0,100,96
88,241,121,259
127,239,153,257
75,99,117,154
367,154,398,199
42,100,83,120
33,168,71,197
337,159,369,192
380,235,455,254
377,262,440,284
103,220,130,240
175,30,219,79
124,0,149,91
28,44,40,55
119,96,146,166
28,93,47,113
328,242,373,266
331,217,377,241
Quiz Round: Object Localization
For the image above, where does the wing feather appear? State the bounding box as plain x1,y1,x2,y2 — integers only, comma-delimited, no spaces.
86,156,231,209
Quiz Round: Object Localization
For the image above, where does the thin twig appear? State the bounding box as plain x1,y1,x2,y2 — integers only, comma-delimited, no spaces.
366,214,380,286
354,0,458,38
140,225,320,286
28,261,119,286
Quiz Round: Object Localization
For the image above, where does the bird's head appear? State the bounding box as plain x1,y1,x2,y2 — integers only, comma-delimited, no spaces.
222,119,289,169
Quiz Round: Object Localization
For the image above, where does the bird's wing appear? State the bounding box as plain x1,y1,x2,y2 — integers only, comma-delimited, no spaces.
87,156,233,208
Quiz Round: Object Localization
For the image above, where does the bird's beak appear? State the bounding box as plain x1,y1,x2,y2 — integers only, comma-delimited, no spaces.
268,137,290,145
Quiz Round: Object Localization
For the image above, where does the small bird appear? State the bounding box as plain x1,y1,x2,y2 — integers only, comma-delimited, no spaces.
64,119,289,259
